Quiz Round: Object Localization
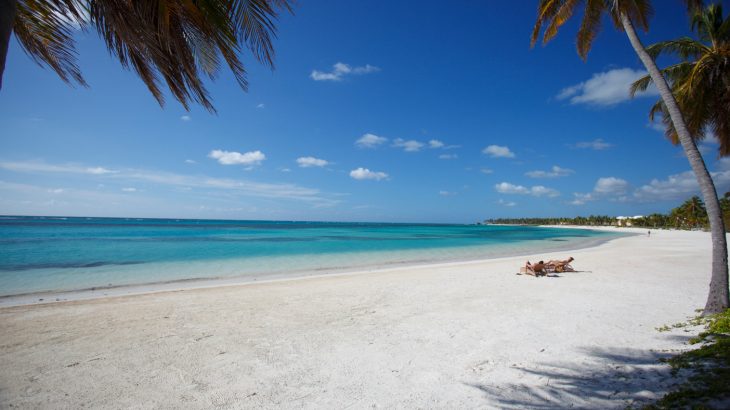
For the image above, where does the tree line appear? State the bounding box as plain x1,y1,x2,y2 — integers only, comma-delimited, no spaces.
486,193,730,232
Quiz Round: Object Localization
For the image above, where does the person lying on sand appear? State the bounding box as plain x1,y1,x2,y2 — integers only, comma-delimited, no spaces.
522,260,546,276
546,256,575,272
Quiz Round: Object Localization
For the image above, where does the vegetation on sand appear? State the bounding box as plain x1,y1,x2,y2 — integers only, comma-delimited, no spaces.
645,309,730,409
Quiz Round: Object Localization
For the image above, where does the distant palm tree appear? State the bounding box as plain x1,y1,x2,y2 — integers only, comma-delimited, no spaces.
531,0,729,315
631,4,730,155
0,0,291,113
671,196,708,229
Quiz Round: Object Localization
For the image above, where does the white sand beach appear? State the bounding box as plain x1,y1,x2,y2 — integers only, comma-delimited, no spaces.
0,227,717,408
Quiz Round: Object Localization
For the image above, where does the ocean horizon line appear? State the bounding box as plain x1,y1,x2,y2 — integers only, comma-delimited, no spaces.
0,214,482,226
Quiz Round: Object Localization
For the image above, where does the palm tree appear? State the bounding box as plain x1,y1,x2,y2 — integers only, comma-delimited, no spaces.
0,0,291,113
531,0,729,315
631,4,730,155
670,196,708,229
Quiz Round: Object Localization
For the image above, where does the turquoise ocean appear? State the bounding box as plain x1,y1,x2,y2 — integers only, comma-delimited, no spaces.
0,216,626,297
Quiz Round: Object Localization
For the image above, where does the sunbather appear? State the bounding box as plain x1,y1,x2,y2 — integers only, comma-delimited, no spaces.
546,256,575,272
523,260,546,276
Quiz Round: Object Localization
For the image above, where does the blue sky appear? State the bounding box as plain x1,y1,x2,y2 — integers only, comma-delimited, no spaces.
2,1,730,223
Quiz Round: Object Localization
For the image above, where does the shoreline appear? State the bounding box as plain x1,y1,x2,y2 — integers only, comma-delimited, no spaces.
0,226,633,308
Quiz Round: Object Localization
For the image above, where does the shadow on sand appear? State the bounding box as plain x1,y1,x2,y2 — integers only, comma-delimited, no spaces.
466,338,694,409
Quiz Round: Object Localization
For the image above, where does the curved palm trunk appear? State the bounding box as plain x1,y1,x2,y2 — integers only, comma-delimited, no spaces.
0,0,17,90
621,13,729,315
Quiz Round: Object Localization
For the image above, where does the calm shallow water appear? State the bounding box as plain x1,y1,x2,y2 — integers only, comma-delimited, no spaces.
0,216,625,296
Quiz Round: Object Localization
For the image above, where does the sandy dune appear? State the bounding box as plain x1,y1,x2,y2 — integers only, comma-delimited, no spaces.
0,228,715,408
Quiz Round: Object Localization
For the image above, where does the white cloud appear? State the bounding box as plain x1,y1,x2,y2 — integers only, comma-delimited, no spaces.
569,176,629,205
310,72,340,81
634,169,730,202
208,150,266,166
122,187,137,192
180,115,191,122
439,190,456,196
530,186,561,197
185,159,197,164
0,161,118,175
86,167,117,175
633,171,700,202
350,167,389,181
495,182,529,194
280,168,291,172
705,132,719,145
480,168,494,175
439,154,458,160
0,160,339,206
351,64,380,74
256,103,265,109
525,165,574,178
429,139,460,149
717,157,730,171
594,177,629,194
570,193,594,206
392,138,425,152
355,133,388,149
48,188,64,194
556,68,659,106
429,139,445,148
310,62,380,81
497,199,516,207
483,145,515,158
296,156,329,168
572,138,613,150
696,131,720,155
495,182,559,197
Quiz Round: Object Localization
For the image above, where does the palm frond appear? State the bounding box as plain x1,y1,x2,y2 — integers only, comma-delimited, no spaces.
687,52,714,95
543,0,580,44
230,0,280,67
711,96,730,156
628,0,654,32
691,3,723,43
662,61,694,84
630,62,692,97
645,37,708,60
638,2,730,156
629,73,651,97
608,0,653,32
718,6,730,42
531,0,564,48
80,0,291,113
576,0,603,59
648,100,680,146
682,0,705,13
13,0,87,86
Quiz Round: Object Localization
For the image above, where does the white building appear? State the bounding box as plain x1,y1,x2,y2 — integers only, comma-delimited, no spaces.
616,215,643,227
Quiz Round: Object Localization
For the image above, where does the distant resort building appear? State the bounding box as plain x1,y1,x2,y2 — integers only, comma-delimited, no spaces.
615,215,644,227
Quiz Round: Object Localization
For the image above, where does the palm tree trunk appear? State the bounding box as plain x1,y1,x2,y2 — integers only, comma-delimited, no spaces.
621,12,729,315
0,0,16,90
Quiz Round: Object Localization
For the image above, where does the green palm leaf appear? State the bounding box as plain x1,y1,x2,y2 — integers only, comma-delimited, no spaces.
633,3,730,157
13,0,87,86
6,0,292,112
